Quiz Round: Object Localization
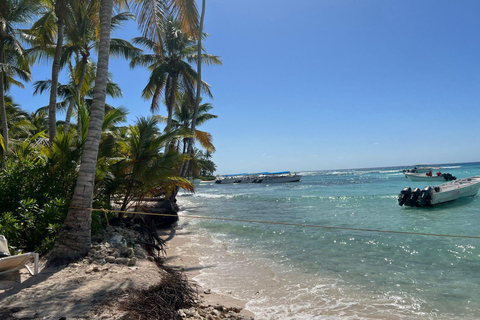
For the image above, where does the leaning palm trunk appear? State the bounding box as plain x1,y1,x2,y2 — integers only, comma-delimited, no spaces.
0,75,7,154
164,75,178,154
182,0,205,178
48,0,113,265
48,11,65,142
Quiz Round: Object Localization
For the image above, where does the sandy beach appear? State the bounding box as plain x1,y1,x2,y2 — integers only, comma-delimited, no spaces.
0,226,254,319
161,227,255,318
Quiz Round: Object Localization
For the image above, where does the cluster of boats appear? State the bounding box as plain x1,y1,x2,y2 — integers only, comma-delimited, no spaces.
399,166,480,207
214,171,301,184
210,165,480,206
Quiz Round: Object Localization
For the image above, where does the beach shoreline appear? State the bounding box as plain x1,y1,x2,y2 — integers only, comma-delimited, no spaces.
161,225,256,318
0,223,255,319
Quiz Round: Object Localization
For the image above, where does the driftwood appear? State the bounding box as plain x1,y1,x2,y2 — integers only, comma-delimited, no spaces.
119,261,197,319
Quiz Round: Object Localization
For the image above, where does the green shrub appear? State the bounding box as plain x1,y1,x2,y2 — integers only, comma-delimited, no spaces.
0,159,75,255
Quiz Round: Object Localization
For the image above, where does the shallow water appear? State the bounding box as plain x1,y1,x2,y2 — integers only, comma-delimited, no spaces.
177,162,480,319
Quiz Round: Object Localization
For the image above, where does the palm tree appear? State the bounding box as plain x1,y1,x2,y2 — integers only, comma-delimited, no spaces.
187,0,206,169
108,116,193,212
47,0,115,264
1,96,35,139
28,0,75,142
128,0,198,45
48,0,199,265
0,0,40,155
33,59,124,135
48,0,70,142
61,1,138,134
168,92,216,154
0,96,36,159
130,17,218,135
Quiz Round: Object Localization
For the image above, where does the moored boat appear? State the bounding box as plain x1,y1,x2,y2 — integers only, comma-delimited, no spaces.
254,171,301,183
214,176,242,184
398,176,480,207
403,165,441,174
405,172,456,182
215,171,301,184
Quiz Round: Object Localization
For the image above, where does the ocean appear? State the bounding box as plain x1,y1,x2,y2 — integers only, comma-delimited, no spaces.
176,162,480,319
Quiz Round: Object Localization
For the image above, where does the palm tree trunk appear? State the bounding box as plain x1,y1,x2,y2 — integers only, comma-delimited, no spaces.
164,76,178,154
182,0,205,177
0,75,8,154
48,10,65,142
64,54,89,135
120,184,132,212
48,0,113,265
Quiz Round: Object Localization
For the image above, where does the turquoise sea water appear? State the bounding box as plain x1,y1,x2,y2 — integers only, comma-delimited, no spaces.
176,162,480,319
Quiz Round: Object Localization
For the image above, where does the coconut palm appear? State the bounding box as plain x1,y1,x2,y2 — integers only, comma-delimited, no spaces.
32,59,124,135
128,0,198,45
1,96,35,139
48,0,199,265
107,116,194,212
167,92,216,154
0,96,36,159
130,17,218,136
60,0,139,134
29,0,75,142
0,0,40,155
47,0,115,265
187,0,206,168
187,148,216,178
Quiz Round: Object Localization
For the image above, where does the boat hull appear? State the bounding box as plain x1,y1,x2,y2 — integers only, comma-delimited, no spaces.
405,173,446,182
215,178,240,184
398,176,480,207
256,175,301,183
431,177,480,205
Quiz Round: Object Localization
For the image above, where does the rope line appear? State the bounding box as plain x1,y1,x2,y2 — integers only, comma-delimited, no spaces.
72,207,480,240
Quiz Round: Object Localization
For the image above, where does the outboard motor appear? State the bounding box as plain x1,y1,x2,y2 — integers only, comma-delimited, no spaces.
419,186,434,206
406,188,422,207
398,187,412,206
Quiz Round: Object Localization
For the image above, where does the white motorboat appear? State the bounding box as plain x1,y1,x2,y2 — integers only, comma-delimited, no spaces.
403,165,441,174
398,176,480,207
405,172,456,182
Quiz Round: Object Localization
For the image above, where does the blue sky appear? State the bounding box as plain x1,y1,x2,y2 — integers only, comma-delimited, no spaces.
11,0,480,174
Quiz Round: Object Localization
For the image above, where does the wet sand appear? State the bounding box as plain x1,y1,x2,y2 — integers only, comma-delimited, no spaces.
161,226,255,318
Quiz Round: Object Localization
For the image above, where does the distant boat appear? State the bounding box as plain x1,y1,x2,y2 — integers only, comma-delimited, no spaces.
403,165,443,174
215,171,301,184
405,172,456,182
214,176,241,184
253,171,301,183
398,176,480,207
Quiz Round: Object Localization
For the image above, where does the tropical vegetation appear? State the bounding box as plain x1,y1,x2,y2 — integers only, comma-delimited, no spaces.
0,0,220,263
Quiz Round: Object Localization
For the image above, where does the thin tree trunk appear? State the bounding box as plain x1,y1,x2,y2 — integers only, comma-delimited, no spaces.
49,8,64,142
120,185,132,212
64,55,88,135
182,0,205,177
48,0,113,265
164,76,177,154
0,75,8,154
